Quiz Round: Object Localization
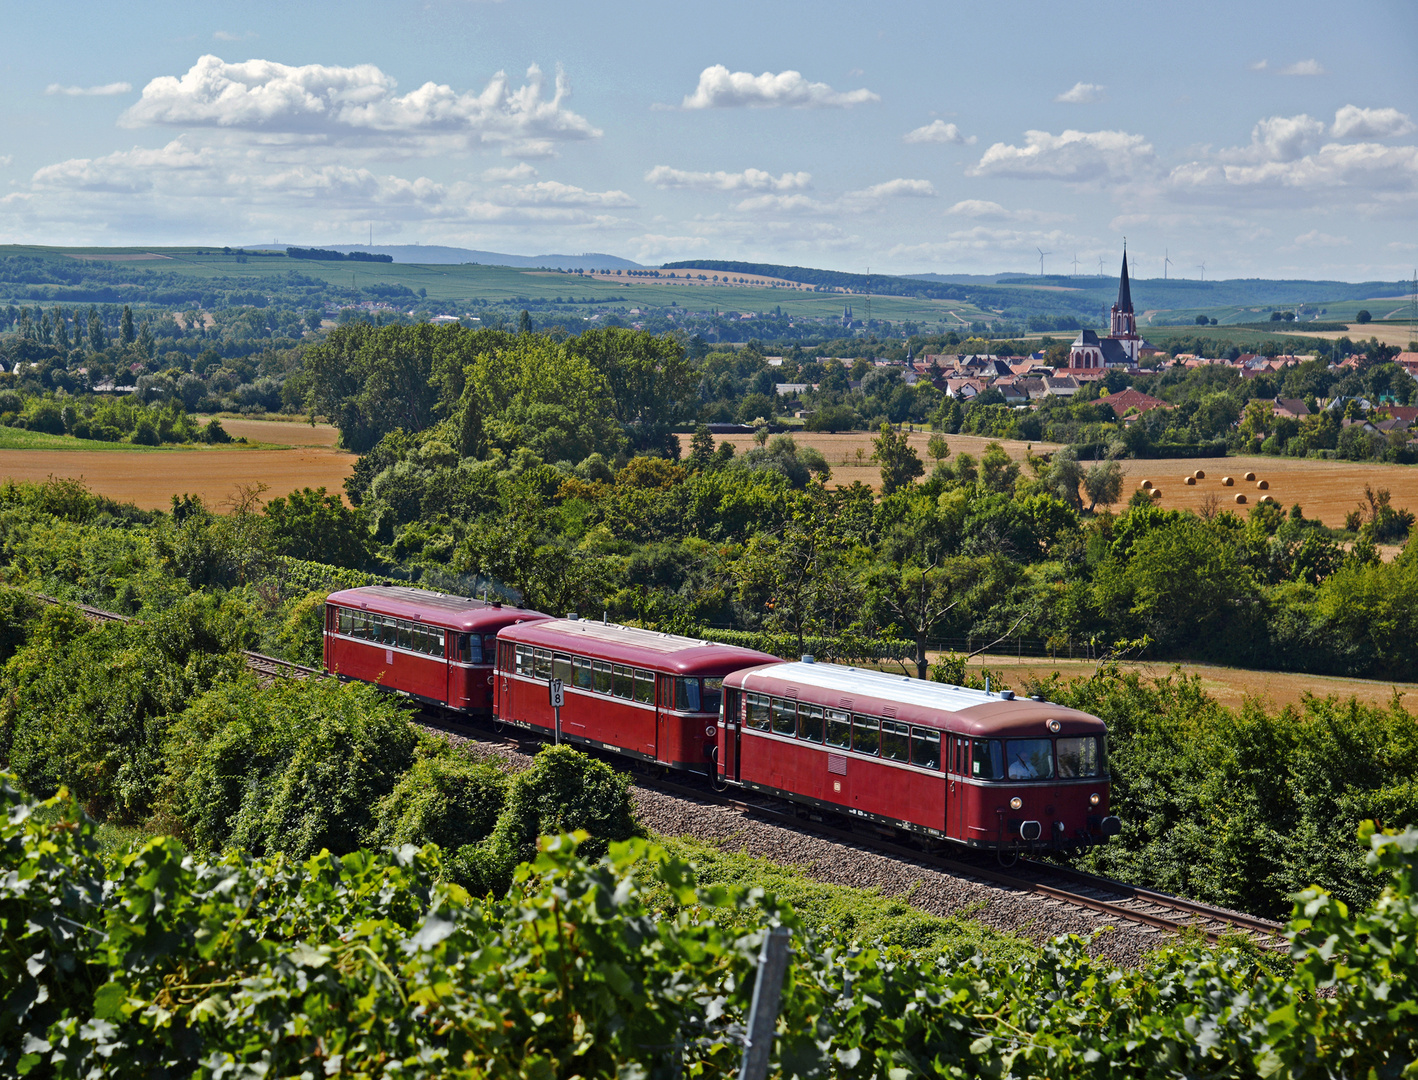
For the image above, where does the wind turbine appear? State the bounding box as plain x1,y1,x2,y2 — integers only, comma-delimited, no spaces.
1196,262,1206,282
1071,253,1080,276
1164,248,1173,280
1097,257,1105,277
1036,247,1052,276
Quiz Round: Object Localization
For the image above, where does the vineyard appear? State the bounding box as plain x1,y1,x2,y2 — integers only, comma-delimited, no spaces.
4,779,1415,1078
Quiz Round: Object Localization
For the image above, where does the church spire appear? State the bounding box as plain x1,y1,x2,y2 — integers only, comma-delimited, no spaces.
1116,248,1133,314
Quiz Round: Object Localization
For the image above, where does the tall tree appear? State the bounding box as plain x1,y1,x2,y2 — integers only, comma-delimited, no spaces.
87,307,105,352
871,423,924,495
120,305,136,346
52,307,69,351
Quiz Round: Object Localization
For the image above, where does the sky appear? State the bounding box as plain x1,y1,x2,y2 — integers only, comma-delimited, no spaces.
2,0,1416,281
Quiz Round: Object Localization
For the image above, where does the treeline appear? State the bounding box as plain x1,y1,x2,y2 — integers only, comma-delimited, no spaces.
6,778,1416,1077
286,246,393,263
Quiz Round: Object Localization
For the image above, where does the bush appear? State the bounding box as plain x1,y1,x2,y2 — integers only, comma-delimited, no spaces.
368,748,508,854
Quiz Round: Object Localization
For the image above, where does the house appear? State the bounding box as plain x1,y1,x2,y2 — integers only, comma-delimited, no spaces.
1018,377,1050,401
1272,398,1311,420
1044,376,1080,398
774,383,811,396
997,382,1030,406
944,377,986,400
1100,387,1169,420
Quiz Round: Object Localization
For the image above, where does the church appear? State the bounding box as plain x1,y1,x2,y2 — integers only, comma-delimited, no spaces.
1066,249,1150,370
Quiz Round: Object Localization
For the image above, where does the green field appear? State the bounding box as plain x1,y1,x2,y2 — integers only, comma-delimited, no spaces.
0,426,174,451
0,244,997,324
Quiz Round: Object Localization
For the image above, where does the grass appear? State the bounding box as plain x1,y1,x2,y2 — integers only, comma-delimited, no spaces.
645,833,1037,963
0,426,286,451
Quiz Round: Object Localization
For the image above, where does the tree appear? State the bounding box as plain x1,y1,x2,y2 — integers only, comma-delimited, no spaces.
927,432,949,463
263,486,374,568
1083,459,1124,511
87,307,105,352
979,442,1020,493
518,309,533,334
1195,314,1209,325
870,554,983,678
688,423,715,468
120,305,136,346
1356,310,1372,324
136,318,155,358
872,423,923,495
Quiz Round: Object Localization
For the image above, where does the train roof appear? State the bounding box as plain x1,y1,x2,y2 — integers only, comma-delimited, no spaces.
499,619,780,677
726,661,1105,738
325,586,551,633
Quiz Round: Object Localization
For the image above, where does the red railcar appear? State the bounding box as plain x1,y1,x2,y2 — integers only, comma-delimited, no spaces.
323,586,551,714
719,660,1120,852
493,619,778,772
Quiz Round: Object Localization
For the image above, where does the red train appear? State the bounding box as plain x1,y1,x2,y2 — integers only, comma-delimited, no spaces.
321,587,1120,852
323,586,550,715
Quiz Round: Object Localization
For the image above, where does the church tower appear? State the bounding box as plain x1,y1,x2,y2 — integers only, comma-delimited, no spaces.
1108,249,1140,362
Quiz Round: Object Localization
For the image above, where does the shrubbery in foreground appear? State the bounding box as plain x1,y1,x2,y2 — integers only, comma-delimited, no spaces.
2,779,1414,1079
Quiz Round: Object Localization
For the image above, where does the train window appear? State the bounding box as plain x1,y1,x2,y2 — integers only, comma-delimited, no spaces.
770,698,796,736
881,720,910,761
499,641,513,669
573,657,594,689
612,664,633,698
798,704,824,743
463,635,481,663
482,635,498,660
910,727,942,770
633,669,655,704
972,739,1004,780
515,645,533,676
675,678,701,712
382,617,398,647
593,660,613,694
553,654,573,684
825,709,851,748
701,678,723,714
1056,736,1101,778
533,649,552,679
398,621,413,651
1005,739,1054,780
355,613,370,639
852,714,879,756
746,693,771,730
337,608,350,635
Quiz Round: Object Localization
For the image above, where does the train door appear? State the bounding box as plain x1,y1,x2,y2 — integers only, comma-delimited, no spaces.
655,674,675,764
496,640,512,720
720,688,741,781
947,734,964,839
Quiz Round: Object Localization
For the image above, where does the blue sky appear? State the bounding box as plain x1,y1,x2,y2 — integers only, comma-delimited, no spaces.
2,0,1416,280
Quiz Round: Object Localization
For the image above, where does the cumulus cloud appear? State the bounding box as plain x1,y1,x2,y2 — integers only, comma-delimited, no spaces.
120,55,601,155
732,193,825,213
212,30,256,41
46,82,132,96
1240,114,1328,162
1055,81,1104,104
1291,229,1350,247
970,129,1157,183
481,162,537,181
680,64,879,109
847,178,935,200
1332,105,1415,140
946,199,1053,223
903,119,973,145
645,165,812,192
490,180,634,208
1280,59,1325,76
1250,59,1269,71
1169,141,1418,194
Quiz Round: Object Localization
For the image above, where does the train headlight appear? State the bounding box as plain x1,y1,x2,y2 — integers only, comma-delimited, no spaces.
1089,792,1101,806
1046,719,1062,733
1009,796,1023,810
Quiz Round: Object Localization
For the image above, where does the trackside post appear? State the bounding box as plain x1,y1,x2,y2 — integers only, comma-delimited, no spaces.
738,926,791,1080
549,678,564,744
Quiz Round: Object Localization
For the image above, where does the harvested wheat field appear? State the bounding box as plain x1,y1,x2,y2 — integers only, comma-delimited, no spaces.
0,444,355,510
678,430,1059,491
947,653,1418,713
1119,455,1418,529
196,415,342,448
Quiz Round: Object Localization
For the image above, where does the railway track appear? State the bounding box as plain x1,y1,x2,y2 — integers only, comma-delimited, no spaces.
27,592,1285,947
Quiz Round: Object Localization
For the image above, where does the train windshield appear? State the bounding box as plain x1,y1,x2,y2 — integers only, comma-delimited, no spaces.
675,677,725,713
1006,739,1054,780
1057,736,1102,777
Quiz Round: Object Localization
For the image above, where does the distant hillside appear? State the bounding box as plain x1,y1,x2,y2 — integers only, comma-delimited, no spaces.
326,245,644,271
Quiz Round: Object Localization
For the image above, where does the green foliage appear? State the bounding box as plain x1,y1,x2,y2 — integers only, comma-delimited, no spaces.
4,776,1417,1078
167,674,417,858
263,485,374,567
270,589,326,665
368,744,508,854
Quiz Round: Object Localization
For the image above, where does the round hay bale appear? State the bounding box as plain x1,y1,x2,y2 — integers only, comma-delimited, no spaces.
1184,476,1196,485
1256,479,1269,490
1194,469,1206,479
1151,488,1163,499
1260,494,1275,504
1222,476,1234,486
1244,471,1257,482
1235,493,1247,504
1141,479,1153,490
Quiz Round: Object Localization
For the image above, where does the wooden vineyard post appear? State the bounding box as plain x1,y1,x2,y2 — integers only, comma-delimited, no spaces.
738,927,792,1080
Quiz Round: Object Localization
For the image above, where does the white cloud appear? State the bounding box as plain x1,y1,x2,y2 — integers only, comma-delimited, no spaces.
0,155,12,168
45,82,132,97
1055,81,1104,104
732,193,825,213
903,119,973,145
212,30,256,41
1250,59,1269,71
1280,59,1325,76
680,64,879,109
1332,105,1415,140
1168,140,1418,195
491,180,634,208
847,178,935,200
970,129,1157,183
946,199,1054,223
120,55,601,155
1241,114,1328,162
645,165,812,192
481,162,537,181
1291,229,1350,247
